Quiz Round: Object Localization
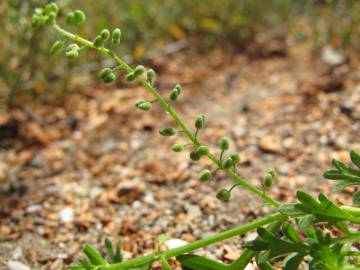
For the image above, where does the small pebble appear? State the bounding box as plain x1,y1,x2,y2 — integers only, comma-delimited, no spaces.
7,261,30,270
59,207,74,224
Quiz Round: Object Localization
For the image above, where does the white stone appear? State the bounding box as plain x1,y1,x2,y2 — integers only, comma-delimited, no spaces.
321,46,345,65
59,207,74,224
165,239,188,249
7,261,30,270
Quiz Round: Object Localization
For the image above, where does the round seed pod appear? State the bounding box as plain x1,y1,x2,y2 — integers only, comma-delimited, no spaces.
125,72,135,82
99,68,112,79
102,72,116,83
74,10,86,25
147,69,155,82
219,137,230,151
172,142,186,152
216,189,231,202
196,145,209,156
174,84,182,94
112,28,121,46
65,49,79,60
100,29,110,41
263,174,273,189
65,12,76,26
189,150,201,161
45,3,59,15
134,65,145,77
222,157,233,169
169,89,179,102
195,115,205,129
66,44,79,52
45,12,57,25
49,41,64,55
135,101,152,111
198,169,212,182
93,36,104,48
230,153,241,164
159,127,176,137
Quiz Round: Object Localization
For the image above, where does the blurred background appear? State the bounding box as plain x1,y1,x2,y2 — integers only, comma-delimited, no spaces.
2,0,360,107
1,1,360,269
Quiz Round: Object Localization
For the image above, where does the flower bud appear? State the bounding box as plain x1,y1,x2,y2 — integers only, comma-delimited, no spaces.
125,72,136,82
222,157,233,169
219,137,230,151
93,36,104,48
169,89,179,102
263,169,276,189
198,169,212,182
216,189,231,202
112,28,121,46
147,69,155,82
45,3,59,16
230,153,240,164
49,41,64,55
134,65,145,77
100,29,110,41
65,12,76,26
172,142,186,152
189,150,201,161
135,101,152,111
159,127,176,137
74,10,86,25
174,84,182,94
195,115,205,129
196,145,209,156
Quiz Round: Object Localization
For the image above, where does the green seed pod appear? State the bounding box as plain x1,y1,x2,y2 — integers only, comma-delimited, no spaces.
263,174,273,189
125,72,136,82
222,157,233,169
103,72,116,83
189,150,201,161
45,12,57,26
172,142,186,152
74,10,86,25
169,89,179,102
195,115,205,129
66,44,79,52
49,41,64,55
159,127,176,137
147,69,155,82
230,153,241,164
198,169,213,182
65,49,79,60
45,3,59,15
100,29,110,41
112,28,122,46
65,12,76,26
175,84,182,94
99,68,112,79
134,65,145,77
219,137,230,151
196,145,209,156
93,36,104,48
216,189,231,202
135,101,152,111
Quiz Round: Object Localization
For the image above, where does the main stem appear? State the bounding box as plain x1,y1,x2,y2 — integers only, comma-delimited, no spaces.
98,212,285,270
52,23,280,207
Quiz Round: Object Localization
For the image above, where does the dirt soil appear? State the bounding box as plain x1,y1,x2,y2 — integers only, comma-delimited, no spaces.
0,44,360,270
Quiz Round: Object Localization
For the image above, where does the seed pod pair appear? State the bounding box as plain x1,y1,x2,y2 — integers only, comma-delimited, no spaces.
135,100,152,111
112,28,121,46
125,66,144,82
65,10,86,26
159,127,177,137
222,157,233,169
65,44,80,60
195,115,205,129
49,41,64,55
170,84,182,102
219,137,230,151
44,3,59,16
99,68,116,83
147,69,155,83
198,169,213,182
93,29,110,48
263,169,276,189
216,189,231,202
32,9,46,27
172,142,187,152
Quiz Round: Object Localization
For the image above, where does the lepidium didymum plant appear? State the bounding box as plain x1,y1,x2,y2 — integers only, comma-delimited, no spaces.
32,3,360,270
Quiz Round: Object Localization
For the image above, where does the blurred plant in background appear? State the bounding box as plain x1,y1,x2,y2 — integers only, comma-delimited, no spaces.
2,0,360,108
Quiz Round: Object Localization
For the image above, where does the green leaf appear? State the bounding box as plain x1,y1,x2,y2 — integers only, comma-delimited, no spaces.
296,191,320,210
83,244,107,265
161,257,173,270
331,181,354,192
278,203,308,217
332,159,348,172
350,150,360,169
282,253,305,270
323,170,360,182
176,254,229,270
353,190,360,205
317,193,353,220
282,223,301,243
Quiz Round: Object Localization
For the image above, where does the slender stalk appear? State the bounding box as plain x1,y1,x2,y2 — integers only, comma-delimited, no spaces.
98,212,285,270
52,23,280,207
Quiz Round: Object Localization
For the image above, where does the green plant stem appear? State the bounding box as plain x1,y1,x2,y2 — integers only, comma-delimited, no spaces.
52,23,280,208
97,212,285,270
